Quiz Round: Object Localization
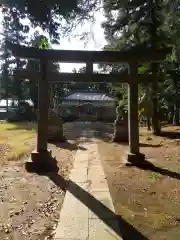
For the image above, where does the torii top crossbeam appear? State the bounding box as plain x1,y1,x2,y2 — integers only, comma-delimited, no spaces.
7,42,171,63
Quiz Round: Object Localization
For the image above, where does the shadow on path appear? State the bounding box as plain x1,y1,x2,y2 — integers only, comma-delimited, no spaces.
54,141,87,151
160,131,180,139
49,173,149,240
112,142,162,148
139,143,162,148
25,161,149,240
127,159,180,180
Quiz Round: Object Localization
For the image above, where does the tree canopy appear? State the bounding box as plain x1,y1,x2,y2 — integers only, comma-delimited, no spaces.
4,0,100,39
100,0,180,131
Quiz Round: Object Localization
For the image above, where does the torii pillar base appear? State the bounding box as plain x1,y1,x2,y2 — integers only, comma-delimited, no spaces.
126,152,145,166
25,150,59,173
125,152,157,169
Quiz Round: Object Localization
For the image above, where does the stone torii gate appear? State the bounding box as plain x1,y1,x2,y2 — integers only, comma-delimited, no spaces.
7,43,171,170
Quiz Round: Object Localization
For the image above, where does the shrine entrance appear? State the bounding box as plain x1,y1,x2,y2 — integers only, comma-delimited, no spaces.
78,102,99,121
7,42,171,171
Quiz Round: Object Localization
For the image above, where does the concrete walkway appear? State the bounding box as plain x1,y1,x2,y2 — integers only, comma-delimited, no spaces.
54,131,122,240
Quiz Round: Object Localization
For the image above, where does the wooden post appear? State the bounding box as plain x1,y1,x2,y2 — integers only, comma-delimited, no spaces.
127,61,145,164
86,62,93,73
37,60,49,152
128,61,139,154
49,85,53,109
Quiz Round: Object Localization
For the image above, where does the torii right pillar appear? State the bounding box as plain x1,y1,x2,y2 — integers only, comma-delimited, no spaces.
127,61,145,165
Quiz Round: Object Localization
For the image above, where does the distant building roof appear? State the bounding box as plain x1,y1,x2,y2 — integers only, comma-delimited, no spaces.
63,91,115,101
0,99,34,107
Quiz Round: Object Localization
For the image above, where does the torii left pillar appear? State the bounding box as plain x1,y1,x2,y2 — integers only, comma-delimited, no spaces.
30,59,55,171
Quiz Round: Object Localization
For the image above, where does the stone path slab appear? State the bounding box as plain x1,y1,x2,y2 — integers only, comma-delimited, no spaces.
54,132,122,240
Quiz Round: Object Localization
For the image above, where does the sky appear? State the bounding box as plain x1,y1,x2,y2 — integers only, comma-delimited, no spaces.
0,9,107,73
53,10,107,72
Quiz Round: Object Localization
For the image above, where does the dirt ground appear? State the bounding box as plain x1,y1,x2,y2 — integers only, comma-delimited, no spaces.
1,122,180,240
0,122,84,240
97,125,180,240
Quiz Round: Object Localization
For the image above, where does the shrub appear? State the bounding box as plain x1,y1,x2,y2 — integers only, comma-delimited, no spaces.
7,101,36,122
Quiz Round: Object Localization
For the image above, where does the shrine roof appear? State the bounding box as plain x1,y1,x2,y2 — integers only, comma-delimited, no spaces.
62,91,115,101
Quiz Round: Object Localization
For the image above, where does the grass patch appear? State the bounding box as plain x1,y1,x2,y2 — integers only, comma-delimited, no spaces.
0,121,37,131
0,121,77,165
0,121,37,164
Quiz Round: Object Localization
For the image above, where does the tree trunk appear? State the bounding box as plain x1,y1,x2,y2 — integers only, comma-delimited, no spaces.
16,58,22,105
151,65,161,135
173,103,180,125
173,74,180,125
5,70,9,114
169,105,174,124
150,1,161,136
147,116,151,131
4,40,9,114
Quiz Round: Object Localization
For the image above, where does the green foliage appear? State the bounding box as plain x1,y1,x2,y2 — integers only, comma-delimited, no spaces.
6,0,99,23
138,64,150,74
39,37,49,49
139,87,153,118
100,0,180,130
26,32,60,110
4,0,100,39
0,6,30,100
7,101,36,122
102,0,171,49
